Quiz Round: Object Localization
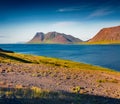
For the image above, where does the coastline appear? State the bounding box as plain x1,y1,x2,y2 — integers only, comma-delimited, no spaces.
0,44,120,71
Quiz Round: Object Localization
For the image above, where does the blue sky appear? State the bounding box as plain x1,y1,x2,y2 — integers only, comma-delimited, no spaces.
0,0,120,43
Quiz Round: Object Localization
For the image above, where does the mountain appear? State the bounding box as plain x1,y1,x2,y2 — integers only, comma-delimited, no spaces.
28,32,45,43
88,26,120,44
27,32,82,44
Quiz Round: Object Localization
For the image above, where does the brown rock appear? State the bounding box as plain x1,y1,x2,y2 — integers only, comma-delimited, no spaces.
0,67,6,73
89,26,120,43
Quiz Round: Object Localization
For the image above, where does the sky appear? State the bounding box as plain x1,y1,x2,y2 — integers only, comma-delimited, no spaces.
0,0,120,43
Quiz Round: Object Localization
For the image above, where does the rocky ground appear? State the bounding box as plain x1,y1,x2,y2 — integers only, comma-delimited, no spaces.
0,63,120,99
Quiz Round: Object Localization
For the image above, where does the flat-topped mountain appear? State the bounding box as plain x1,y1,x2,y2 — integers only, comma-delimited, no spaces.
88,26,120,44
27,32,82,44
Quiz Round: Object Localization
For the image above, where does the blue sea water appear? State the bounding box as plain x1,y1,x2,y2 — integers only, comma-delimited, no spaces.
0,44,120,71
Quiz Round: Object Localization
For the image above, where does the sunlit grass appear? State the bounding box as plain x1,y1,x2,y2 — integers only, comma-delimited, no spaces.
0,87,119,104
0,87,49,99
0,52,117,72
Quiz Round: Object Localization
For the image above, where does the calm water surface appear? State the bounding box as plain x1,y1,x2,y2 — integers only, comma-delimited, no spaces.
0,44,120,71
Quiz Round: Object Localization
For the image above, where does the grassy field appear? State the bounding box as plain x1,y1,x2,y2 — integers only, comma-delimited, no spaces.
0,52,115,72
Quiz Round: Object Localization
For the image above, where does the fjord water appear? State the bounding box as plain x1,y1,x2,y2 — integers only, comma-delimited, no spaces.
0,44,120,71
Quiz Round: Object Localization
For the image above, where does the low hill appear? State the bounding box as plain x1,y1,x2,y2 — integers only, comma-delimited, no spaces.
27,32,82,44
88,26,120,44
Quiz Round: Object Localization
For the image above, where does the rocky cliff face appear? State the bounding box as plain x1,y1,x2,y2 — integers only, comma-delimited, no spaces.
28,32,82,44
89,26,120,43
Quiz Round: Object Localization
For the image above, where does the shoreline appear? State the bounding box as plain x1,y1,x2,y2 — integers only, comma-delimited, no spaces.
0,44,120,71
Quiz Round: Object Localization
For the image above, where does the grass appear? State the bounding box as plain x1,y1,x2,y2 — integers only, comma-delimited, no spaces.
0,88,120,104
0,51,119,84
0,52,115,72
0,87,49,99
0,87,120,104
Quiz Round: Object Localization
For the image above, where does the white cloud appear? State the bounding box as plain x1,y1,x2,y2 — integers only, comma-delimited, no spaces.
58,7,81,12
0,35,5,38
51,21,78,27
50,21,94,40
87,8,113,19
57,4,93,12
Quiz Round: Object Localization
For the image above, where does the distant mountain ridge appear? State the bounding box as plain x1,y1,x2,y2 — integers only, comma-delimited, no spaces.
88,26,120,44
27,32,83,44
